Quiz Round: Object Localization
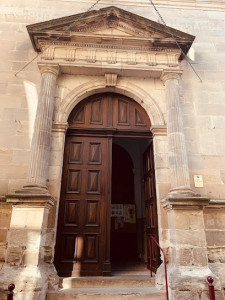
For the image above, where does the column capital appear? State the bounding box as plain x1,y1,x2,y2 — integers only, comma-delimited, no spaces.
160,70,183,85
38,64,60,77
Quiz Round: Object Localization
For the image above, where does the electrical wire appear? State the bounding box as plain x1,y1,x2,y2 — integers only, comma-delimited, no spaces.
14,0,102,76
148,0,202,82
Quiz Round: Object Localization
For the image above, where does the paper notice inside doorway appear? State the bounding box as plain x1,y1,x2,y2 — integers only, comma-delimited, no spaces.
124,204,136,224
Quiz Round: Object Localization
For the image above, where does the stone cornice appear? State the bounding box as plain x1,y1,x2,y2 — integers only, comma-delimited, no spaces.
27,6,195,59
40,41,182,53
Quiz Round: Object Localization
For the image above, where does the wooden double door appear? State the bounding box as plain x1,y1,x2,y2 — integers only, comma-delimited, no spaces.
54,93,160,276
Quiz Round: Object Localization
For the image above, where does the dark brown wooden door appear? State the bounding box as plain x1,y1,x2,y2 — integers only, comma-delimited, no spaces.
68,93,151,135
55,93,155,276
54,135,111,276
143,142,160,272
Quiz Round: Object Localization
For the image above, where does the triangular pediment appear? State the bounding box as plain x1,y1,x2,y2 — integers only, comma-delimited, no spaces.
27,6,195,56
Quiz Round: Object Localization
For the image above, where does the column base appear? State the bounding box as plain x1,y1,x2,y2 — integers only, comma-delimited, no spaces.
0,264,59,300
6,190,55,208
162,193,210,210
168,186,199,198
209,262,225,288
16,184,50,196
159,194,225,299
156,264,223,300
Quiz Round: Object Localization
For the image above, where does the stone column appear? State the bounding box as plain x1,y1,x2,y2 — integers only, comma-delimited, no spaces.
158,72,219,299
161,71,194,197
24,64,60,193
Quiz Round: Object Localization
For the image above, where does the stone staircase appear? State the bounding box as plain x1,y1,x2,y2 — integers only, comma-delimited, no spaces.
47,276,166,300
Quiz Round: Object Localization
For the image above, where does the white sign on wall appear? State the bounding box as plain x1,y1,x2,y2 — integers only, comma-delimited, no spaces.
194,175,204,187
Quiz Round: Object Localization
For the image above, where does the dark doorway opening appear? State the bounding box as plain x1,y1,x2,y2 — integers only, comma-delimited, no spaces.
111,143,137,263
110,138,152,272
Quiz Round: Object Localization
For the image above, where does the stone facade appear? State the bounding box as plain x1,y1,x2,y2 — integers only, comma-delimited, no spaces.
0,1,225,299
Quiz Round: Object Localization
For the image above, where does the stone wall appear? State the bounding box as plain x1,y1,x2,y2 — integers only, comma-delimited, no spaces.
0,0,224,198
0,198,12,271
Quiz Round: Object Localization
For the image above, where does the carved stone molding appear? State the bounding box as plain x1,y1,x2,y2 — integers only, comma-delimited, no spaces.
150,125,167,137
52,122,68,133
6,193,55,208
42,46,55,60
207,199,225,209
39,44,181,70
160,70,183,85
105,73,118,87
162,194,210,211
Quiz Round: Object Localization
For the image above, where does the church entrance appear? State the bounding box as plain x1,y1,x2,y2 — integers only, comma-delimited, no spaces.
54,93,160,276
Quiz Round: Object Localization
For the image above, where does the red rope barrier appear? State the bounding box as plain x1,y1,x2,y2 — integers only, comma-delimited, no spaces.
207,276,215,300
149,236,169,300
7,284,15,300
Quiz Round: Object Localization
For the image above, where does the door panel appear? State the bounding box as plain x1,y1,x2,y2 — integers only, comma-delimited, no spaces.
143,142,160,272
54,136,111,276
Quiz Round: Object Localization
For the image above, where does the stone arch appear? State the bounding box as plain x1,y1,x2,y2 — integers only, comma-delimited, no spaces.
54,77,165,126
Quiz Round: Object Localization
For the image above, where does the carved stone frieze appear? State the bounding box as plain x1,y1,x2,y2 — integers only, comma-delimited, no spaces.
38,43,181,70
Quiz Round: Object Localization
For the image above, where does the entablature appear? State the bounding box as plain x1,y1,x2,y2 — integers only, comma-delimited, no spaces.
38,41,181,74
28,6,195,78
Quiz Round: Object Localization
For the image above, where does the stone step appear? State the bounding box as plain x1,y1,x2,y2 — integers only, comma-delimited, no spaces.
60,276,155,289
47,287,166,300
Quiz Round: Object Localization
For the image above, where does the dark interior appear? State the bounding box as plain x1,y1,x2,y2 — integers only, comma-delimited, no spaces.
110,143,137,264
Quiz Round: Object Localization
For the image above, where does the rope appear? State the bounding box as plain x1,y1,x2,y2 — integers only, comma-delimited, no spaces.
14,0,101,76
148,0,202,82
